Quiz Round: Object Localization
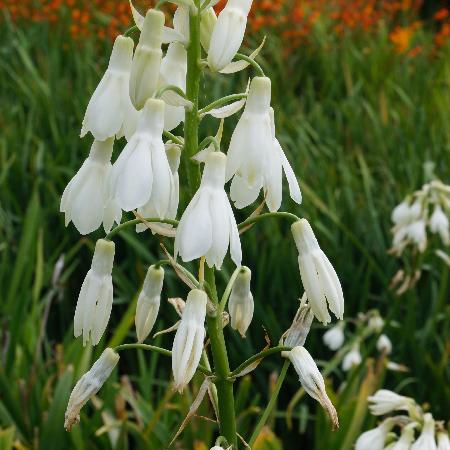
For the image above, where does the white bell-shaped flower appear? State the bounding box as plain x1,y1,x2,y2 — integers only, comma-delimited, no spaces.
412,414,437,450
175,152,242,269
135,265,164,343
430,205,449,245
368,315,385,332
355,419,395,450
110,99,173,214
226,77,273,207
377,334,392,355
406,219,427,252
291,219,344,325
228,266,254,337
159,42,187,131
286,346,339,429
392,423,418,450
368,389,413,416
323,322,345,351
207,0,253,71
172,289,207,392
437,431,450,450
342,345,362,371
129,9,165,110
64,348,119,431
74,239,115,346
81,36,137,141
392,200,421,226
61,138,121,235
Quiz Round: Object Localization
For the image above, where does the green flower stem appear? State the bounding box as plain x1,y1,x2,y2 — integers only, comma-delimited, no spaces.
114,343,213,376
218,266,242,312
230,346,292,378
163,130,184,145
234,53,265,77
237,211,299,230
184,2,202,194
205,266,238,448
249,359,290,446
198,93,247,116
104,217,179,240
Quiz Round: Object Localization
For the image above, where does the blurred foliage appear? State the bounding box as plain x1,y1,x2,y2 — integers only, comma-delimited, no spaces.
0,2,449,449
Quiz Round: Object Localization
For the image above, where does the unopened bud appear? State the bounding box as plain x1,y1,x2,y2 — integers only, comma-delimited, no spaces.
228,267,254,337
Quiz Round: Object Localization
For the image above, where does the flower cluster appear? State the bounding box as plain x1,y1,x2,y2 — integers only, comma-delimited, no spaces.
356,389,449,450
62,0,345,442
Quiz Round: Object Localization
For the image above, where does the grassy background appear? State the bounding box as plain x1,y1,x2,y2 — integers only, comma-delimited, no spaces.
0,5,449,449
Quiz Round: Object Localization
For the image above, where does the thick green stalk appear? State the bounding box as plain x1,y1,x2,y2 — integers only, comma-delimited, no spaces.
184,4,202,194
205,267,238,449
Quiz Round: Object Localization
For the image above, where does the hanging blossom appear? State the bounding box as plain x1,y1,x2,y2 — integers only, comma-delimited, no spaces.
175,152,242,269
129,9,165,110
291,218,344,325
81,35,138,141
172,289,207,392
135,265,164,343
412,414,438,450
60,138,121,235
207,0,253,71
368,389,414,415
342,345,362,371
74,239,115,346
110,98,173,215
228,266,254,337
226,77,301,212
65,348,119,431
322,321,345,351
392,423,418,450
355,418,395,450
377,333,393,355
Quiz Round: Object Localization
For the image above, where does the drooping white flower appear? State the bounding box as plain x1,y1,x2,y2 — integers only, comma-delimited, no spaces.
291,219,344,325
355,419,395,450
437,431,450,450
159,42,187,131
392,200,421,226
377,334,393,355
129,9,165,110
368,390,413,416
81,35,137,141
368,315,385,333
342,345,362,371
135,265,164,343
429,205,449,245
61,138,121,235
286,346,339,429
64,348,119,431
110,99,173,214
392,423,418,450
207,0,253,71
323,322,345,351
228,266,254,337
175,152,242,269
412,414,437,450
406,220,427,252
172,289,207,392
74,239,115,346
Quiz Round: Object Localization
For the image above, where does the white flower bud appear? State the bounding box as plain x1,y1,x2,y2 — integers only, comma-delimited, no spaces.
377,334,392,355
135,265,164,343
342,346,362,371
368,389,413,416
437,431,450,450
291,219,344,325
64,348,119,431
110,99,173,215
130,10,165,110
200,7,217,51
172,289,207,392
281,303,314,349
228,266,254,337
430,205,449,245
368,315,385,332
355,419,395,450
81,35,138,141
287,346,339,429
74,239,115,346
412,414,437,450
207,0,253,71
323,322,345,351
61,138,121,235
175,152,242,269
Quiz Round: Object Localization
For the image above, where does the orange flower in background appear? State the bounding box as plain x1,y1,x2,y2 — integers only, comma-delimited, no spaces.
433,8,448,21
389,23,420,53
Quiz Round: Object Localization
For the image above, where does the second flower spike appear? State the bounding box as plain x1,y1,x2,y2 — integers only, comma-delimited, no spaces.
135,265,164,343
291,219,344,325
175,152,242,269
